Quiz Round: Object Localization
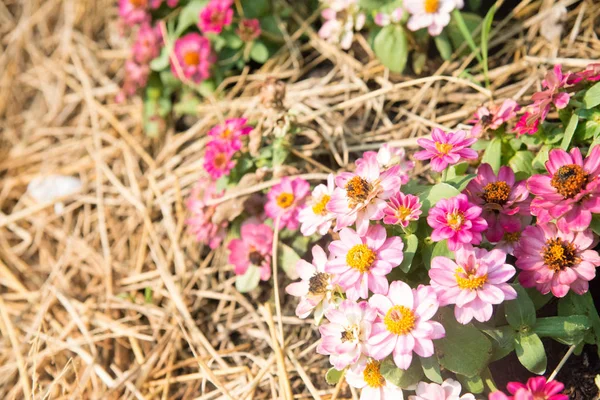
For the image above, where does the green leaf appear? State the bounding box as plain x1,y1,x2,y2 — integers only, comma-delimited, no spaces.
431,240,453,260
515,331,547,374
457,374,485,394
272,138,289,167
534,315,590,344
150,46,171,71
419,183,461,213
175,0,208,36
380,357,424,388
526,287,552,310
583,81,600,109
359,0,396,10
480,4,496,87
373,25,409,73
481,137,502,173
449,11,483,63
532,145,550,170
590,214,600,236
250,41,269,63
480,325,516,361
144,287,153,303
242,0,270,18
509,151,535,176
445,174,477,192
325,368,344,385
198,79,216,97
560,114,579,150
235,265,261,293
222,30,244,49
420,356,443,384
278,243,300,280
504,284,537,330
434,31,453,60
399,234,418,273
558,291,600,353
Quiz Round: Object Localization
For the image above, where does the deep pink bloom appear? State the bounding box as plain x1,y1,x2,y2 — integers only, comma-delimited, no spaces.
514,223,600,297
198,0,234,34
326,225,404,300
528,146,600,232
237,19,261,41
203,140,236,179
185,177,228,249
430,245,517,324
119,0,149,26
317,300,377,370
368,282,445,370
171,33,214,83
298,174,336,236
358,144,415,184
409,379,475,400
470,99,520,137
572,63,600,83
327,152,401,235
513,112,540,136
265,177,310,230
149,0,179,8
227,222,273,281
489,377,568,400
383,192,422,227
530,65,572,120
132,23,163,64
117,60,150,102
465,164,530,243
414,128,477,172
494,227,524,254
345,357,405,400
207,118,253,151
427,194,488,251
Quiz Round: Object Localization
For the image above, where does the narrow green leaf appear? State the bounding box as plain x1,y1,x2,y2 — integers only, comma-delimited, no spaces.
420,356,443,384
481,137,502,173
505,284,537,330
373,25,409,73
515,331,547,374
480,4,496,87
583,81,600,109
399,234,418,273
560,114,579,150
325,368,344,385
534,315,589,344
450,10,483,64
434,32,453,60
175,0,208,36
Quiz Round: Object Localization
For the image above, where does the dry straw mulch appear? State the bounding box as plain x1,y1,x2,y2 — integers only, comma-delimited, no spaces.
0,0,599,399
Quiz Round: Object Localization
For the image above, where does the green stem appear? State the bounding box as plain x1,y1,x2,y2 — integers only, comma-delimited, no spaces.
442,168,448,182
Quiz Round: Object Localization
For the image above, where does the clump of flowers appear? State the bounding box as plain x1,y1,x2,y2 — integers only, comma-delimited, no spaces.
319,0,366,50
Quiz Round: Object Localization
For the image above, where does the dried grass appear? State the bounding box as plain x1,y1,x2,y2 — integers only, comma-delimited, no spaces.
0,0,599,399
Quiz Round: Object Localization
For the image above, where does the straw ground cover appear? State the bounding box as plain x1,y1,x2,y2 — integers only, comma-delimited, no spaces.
1,0,599,398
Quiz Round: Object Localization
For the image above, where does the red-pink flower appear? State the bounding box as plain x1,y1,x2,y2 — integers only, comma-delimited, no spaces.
265,177,310,230
414,128,478,172
171,33,215,83
326,225,404,300
203,140,236,179
513,112,540,137
531,65,572,120
528,146,600,232
430,245,517,324
489,377,568,400
427,194,488,251
298,174,336,236
383,192,422,227
572,63,600,83
132,23,163,64
185,177,228,249
149,0,179,8
207,118,253,151
119,0,149,26
465,164,530,243
198,0,234,34
368,282,445,370
514,223,600,297
470,99,520,138
227,222,273,281
237,19,261,41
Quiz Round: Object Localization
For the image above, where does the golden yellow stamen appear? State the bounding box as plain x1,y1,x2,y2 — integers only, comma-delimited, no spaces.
346,244,376,273
345,176,372,203
543,238,579,272
384,305,416,335
504,231,520,243
435,142,453,155
447,212,464,230
341,329,355,343
550,164,588,199
455,267,488,290
481,181,511,205
424,0,440,13
396,206,412,220
312,195,331,215
183,51,200,66
363,360,386,388
276,192,295,209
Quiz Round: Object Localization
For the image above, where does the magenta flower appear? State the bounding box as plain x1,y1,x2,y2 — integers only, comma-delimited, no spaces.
414,128,478,172
237,19,261,41
513,112,540,137
119,0,149,26
117,60,151,102
298,174,336,236
345,357,405,400
317,300,377,370
227,222,273,281
427,194,488,251
514,223,600,297
185,177,228,249
430,245,517,324
572,63,600,83
326,225,404,300
470,99,520,138
409,379,475,400
203,140,236,179
383,192,422,227
368,281,445,369
528,146,600,232
465,164,530,243
132,23,163,64
198,0,233,34
489,377,568,400
265,177,310,230
207,118,253,151
149,0,179,8
171,33,214,83
531,65,572,120
327,152,401,235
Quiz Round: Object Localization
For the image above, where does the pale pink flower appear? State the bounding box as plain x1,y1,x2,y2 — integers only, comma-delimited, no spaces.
319,0,365,50
327,152,401,235
203,140,236,179
117,60,150,102
298,174,336,236
358,144,414,184
317,300,377,370
430,245,517,324
345,357,405,400
171,33,215,83
427,194,488,251
409,379,475,400
464,164,530,243
489,377,568,400
528,146,600,232
368,282,445,369
374,8,404,27
326,225,404,300
265,177,310,230
207,118,253,151
198,0,233,34
132,23,163,64
414,129,477,172
227,222,273,281
404,0,460,36
119,0,149,26
383,192,422,227
185,177,228,249
514,223,600,298
237,19,261,41
470,99,520,138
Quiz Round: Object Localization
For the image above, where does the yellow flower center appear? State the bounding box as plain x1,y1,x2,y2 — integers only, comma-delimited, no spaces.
221,128,232,138
363,360,386,388
346,244,376,273
341,328,355,342
504,231,520,243
424,0,440,13
435,142,453,155
481,181,511,205
276,192,295,209
345,176,372,203
447,211,464,230
214,153,228,168
129,0,147,7
183,51,200,66
384,305,416,336
455,267,488,290
550,164,588,199
312,195,331,216
543,238,579,272
396,206,412,220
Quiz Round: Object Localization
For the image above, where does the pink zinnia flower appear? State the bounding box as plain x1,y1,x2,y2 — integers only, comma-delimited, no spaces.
203,140,236,179
572,63,600,83
327,152,401,235
185,177,228,249
149,0,179,8
119,0,149,26
528,146,600,232
489,377,568,400
470,99,520,138
207,118,253,151
345,357,405,400
513,112,540,136
326,225,404,300
413,128,478,172
514,223,600,297
298,174,336,236
285,245,337,321
237,19,261,41
427,194,488,251
430,245,517,324
405,0,461,36
494,228,523,254
358,144,414,184
198,0,233,34
265,177,310,230
171,33,214,83
409,379,475,400
227,222,273,281
368,281,445,369
374,8,404,27
132,23,163,64
117,60,150,102
317,300,377,370
319,0,365,50
383,192,422,227
531,65,572,120
465,164,530,243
